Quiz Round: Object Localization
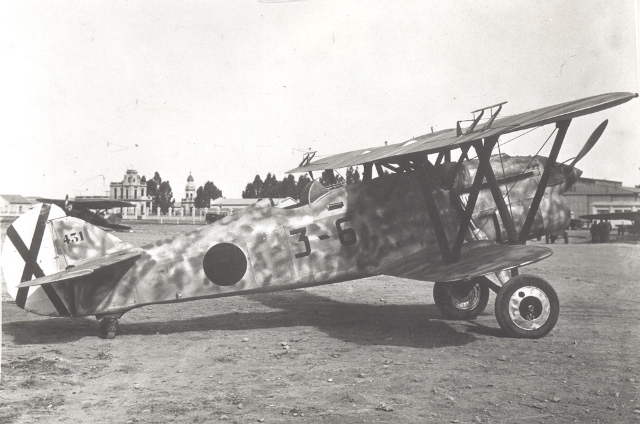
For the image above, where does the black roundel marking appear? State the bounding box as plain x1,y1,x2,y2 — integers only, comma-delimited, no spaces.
203,243,247,286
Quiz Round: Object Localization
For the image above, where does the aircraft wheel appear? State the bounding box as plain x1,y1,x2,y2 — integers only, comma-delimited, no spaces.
433,277,490,320
99,318,118,339
495,274,559,339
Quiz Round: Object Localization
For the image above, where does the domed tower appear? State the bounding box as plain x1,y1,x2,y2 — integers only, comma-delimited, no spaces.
186,173,195,196
183,173,196,215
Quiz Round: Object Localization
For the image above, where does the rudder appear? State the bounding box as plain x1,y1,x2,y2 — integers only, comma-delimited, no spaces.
1,203,131,316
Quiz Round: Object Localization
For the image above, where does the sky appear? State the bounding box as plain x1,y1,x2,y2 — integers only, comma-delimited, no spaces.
1,1,638,200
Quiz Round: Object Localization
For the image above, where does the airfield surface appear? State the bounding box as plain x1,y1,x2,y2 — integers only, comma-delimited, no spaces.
1,223,639,423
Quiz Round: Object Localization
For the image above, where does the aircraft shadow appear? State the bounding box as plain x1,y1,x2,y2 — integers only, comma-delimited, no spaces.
3,290,500,347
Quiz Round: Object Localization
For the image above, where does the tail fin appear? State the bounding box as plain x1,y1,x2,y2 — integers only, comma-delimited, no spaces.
1,203,131,316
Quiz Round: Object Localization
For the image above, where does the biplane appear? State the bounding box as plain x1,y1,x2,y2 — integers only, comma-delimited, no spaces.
2,92,636,339
581,211,640,235
35,197,135,232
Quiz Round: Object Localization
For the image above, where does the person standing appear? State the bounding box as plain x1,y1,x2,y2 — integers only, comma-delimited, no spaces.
597,220,606,243
604,220,611,243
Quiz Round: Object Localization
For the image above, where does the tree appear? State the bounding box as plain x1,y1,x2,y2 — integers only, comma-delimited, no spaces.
147,172,161,214
259,173,279,198
242,175,264,199
204,181,222,201
278,174,298,198
320,169,337,187
195,181,223,208
194,186,206,208
145,172,174,214
157,180,174,214
345,166,361,185
242,173,311,200
295,174,312,200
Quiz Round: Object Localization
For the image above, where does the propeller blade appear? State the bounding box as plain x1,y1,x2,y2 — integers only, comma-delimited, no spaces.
570,120,608,167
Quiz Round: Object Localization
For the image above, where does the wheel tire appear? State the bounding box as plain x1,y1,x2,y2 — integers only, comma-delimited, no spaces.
433,277,490,320
99,318,118,339
495,274,559,338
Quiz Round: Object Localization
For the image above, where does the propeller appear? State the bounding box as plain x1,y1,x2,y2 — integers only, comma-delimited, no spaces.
569,119,608,168
544,119,608,189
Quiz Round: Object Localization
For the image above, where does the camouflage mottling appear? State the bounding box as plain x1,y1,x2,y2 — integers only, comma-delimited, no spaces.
5,156,573,318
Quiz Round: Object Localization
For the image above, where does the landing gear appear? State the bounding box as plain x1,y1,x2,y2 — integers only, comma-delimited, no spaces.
433,276,490,320
494,274,559,338
98,316,120,339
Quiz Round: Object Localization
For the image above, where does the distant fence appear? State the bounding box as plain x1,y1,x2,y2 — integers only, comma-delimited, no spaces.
1,213,208,226
123,216,207,226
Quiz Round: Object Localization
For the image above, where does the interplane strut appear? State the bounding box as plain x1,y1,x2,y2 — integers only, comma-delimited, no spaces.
518,119,571,242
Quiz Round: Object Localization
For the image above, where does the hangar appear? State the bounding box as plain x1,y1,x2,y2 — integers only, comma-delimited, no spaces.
563,177,640,218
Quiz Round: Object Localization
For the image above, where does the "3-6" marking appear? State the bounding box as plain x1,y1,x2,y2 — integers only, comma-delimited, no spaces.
289,218,357,259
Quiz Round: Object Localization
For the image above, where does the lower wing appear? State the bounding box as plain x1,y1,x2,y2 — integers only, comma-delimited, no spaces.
378,241,552,283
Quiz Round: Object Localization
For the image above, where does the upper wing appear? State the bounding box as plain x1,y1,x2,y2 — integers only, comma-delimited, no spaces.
580,211,640,221
69,199,135,209
287,92,637,173
377,241,552,283
36,198,135,210
35,198,66,208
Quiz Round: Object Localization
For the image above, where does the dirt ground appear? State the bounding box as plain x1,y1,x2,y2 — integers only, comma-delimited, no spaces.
1,223,639,423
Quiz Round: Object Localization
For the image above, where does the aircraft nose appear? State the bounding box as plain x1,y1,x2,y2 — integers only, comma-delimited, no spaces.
563,165,582,192
573,167,583,180
536,155,580,193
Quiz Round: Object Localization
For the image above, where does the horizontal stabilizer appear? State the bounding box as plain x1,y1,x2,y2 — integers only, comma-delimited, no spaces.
17,248,143,288
379,241,552,283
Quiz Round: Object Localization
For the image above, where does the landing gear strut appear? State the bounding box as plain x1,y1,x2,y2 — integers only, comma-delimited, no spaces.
98,315,120,339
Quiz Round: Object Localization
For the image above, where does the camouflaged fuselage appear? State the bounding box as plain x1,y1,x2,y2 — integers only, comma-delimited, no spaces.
7,155,571,317
59,155,570,317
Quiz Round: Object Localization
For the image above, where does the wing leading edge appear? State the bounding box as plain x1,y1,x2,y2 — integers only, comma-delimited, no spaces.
377,241,553,283
36,198,135,209
580,212,640,222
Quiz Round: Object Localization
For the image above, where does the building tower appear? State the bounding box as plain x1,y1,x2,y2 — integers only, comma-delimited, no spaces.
182,173,196,215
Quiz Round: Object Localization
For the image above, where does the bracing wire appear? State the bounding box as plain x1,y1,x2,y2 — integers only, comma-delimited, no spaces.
473,126,557,236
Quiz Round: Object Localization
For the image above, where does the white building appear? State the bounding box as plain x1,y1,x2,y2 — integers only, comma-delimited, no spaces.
0,194,32,215
109,168,152,217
